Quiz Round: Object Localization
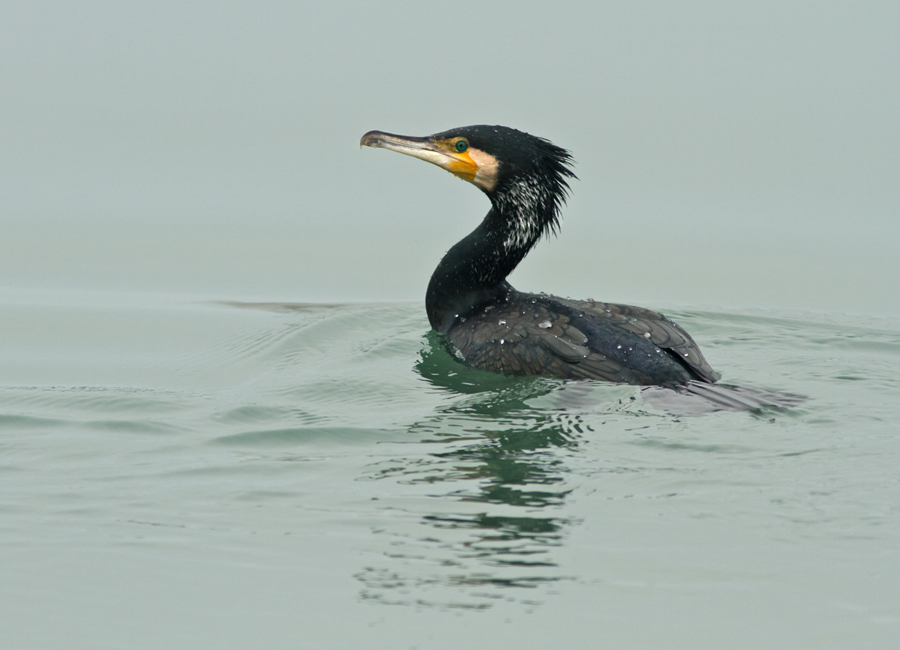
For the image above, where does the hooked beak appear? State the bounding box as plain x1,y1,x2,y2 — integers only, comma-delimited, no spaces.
360,130,478,182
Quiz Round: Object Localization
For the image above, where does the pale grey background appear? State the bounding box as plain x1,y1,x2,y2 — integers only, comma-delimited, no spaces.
2,1,898,315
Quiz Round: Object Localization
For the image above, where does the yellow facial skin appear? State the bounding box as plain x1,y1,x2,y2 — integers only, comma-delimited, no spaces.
429,137,478,182
361,131,498,192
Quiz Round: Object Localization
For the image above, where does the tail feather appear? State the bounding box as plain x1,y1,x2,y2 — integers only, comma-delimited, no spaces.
642,381,808,414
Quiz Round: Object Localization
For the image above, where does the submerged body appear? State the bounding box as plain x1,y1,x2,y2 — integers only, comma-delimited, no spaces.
361,125,719,389
447,290,717,387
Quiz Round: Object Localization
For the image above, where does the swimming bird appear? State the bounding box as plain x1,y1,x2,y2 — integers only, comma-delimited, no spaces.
360,125,720,389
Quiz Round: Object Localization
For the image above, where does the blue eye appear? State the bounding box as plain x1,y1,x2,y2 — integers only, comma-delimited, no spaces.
455,140,468,153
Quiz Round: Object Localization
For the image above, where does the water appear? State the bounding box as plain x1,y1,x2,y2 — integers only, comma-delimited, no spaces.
2,287,899,649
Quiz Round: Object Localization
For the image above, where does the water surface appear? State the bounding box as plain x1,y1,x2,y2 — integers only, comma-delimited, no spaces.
1,289,898,648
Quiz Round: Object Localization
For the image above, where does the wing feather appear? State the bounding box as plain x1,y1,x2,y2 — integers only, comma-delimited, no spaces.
446,293,719,386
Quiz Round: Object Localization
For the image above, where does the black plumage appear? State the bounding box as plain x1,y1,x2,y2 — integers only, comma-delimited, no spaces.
361,125,719,389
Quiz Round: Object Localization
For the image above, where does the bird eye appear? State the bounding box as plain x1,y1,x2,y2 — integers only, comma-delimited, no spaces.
455,140,468,153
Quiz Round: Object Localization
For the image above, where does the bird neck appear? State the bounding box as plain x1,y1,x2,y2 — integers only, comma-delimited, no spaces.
426,193,548,332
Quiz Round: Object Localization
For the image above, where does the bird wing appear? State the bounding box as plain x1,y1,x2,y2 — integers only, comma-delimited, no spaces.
446,296,719,385
446,300,659,384
554,298,720,383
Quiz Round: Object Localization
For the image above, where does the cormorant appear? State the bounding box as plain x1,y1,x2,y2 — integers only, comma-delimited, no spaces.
360,125,720,389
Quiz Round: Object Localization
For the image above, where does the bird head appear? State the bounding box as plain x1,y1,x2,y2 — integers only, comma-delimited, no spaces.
360,125,574,199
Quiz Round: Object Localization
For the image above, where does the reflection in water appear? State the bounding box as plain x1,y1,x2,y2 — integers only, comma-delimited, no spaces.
357,334,597,609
